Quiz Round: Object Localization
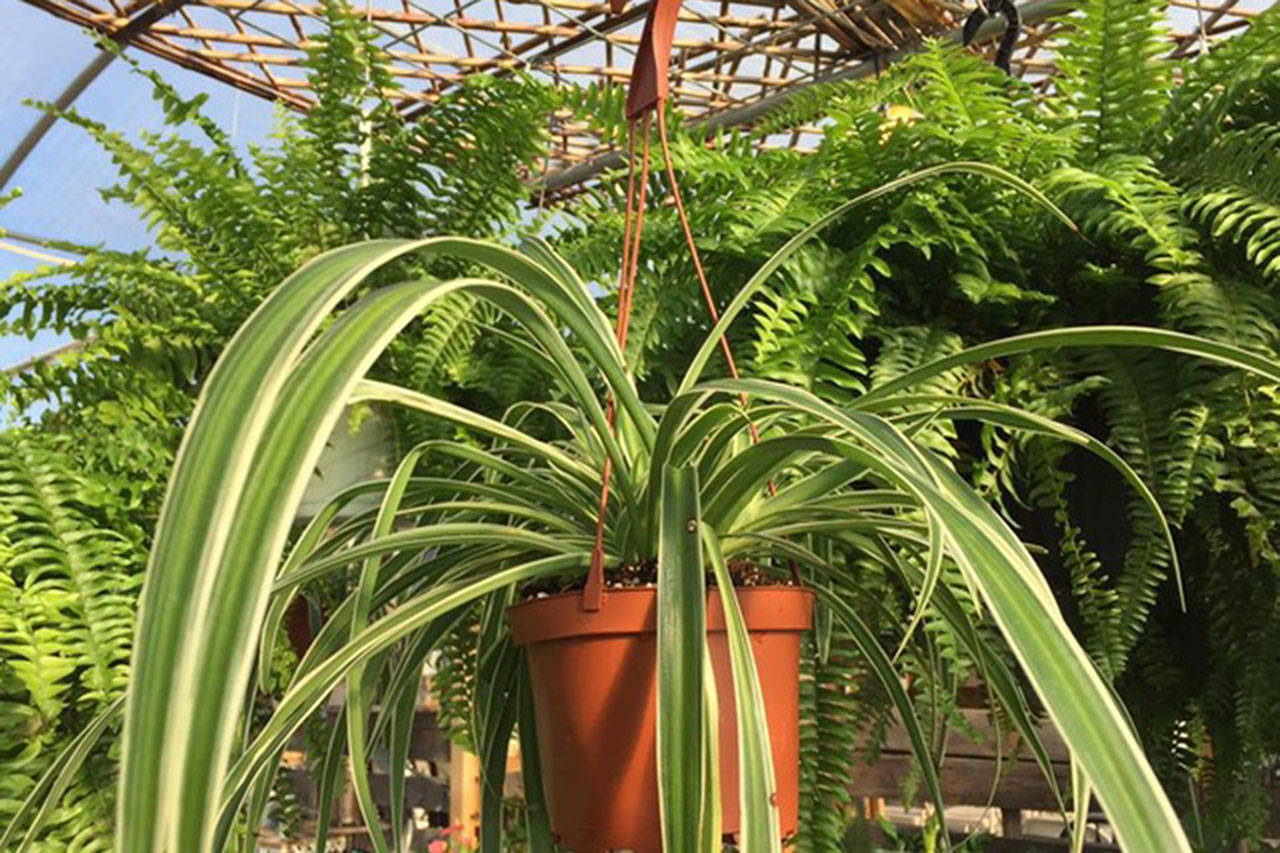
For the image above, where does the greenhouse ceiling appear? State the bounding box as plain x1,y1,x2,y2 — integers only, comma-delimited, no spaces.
13,0,1280,192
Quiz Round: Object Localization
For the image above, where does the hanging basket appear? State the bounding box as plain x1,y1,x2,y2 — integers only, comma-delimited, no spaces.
508,586,813,853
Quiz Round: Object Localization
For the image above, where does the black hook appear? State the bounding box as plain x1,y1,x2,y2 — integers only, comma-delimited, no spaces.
963,0,1021,75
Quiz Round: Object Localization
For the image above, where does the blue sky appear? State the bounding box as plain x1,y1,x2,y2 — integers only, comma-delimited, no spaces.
0,0,279,369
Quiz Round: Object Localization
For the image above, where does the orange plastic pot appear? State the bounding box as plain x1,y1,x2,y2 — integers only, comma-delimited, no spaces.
508,586,813,852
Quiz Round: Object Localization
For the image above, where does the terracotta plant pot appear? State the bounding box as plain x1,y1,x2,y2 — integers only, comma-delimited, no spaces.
508,586,813,853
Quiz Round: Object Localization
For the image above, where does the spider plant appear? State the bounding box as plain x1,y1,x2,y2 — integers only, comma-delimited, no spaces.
18,164,1280,853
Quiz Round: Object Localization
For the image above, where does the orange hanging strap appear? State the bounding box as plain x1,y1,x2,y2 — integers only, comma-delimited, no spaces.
583,116,652,611
619,115,652,349
586,0,777,608
624,0,683,120
654,106,767,452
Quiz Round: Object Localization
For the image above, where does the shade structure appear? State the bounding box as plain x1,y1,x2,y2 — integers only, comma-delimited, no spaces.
14,0,1280,191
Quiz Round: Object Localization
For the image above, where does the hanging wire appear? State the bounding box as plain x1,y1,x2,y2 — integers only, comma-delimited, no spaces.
1195,0,1210,57
584,93,782,601
584,115,651,610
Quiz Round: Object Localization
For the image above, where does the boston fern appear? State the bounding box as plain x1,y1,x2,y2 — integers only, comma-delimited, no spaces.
0,0,552,522
14,165,1280,853
0,2,552,843
0,432,139,848
556,5,1280,844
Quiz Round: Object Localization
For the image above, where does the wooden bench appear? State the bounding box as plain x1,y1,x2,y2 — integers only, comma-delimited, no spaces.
849,707,1114,849
266,704,1279,850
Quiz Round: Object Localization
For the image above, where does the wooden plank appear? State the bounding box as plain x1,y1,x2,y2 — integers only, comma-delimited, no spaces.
849,753,1070,811
979,835,1119,852
876,707,1070,763
449,742,483,845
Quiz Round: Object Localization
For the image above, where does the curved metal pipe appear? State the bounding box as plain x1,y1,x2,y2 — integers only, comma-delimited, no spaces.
0,48,116,192
0,0,187,193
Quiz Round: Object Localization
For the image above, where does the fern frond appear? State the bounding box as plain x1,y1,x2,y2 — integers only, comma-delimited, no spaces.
0,571,76,725
408,292,482,393
0,434,139,841
795,626,866,851
1177,124,1280,281
430,608,480,751
751,240,878,403
1047,156,1200,271
0,435,138,708
1023,437,1122,675
1162,7,1280,157
1054,0,1170,161
1155,270,1278,354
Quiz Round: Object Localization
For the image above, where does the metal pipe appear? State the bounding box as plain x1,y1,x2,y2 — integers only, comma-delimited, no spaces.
0,50,117,192
0,0,189,193
0,228,85,249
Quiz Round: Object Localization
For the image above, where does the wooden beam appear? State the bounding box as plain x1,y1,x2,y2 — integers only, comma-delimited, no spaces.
448,743,482,845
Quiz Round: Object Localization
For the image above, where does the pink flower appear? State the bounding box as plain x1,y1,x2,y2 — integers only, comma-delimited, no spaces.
428,841,448,853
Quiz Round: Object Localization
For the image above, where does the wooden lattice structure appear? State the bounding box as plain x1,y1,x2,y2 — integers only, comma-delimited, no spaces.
18,0,1280,190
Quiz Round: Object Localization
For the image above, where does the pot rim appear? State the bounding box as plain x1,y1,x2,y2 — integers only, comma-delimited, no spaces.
508,585,813,645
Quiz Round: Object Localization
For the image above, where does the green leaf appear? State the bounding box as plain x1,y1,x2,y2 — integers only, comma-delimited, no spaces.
0,696,123,853
312,708,348,853
517,662,555,853
656,463,710,851
858,325,1280,405
814,589,949,850
702,528,781,852
477,641,519,853
346,445,426,853
218,555,589,825
878,394,1185,608
911,458,1189,851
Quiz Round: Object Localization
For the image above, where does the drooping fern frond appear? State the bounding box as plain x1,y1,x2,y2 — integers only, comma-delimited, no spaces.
410,74,554,242
1054,0,1170,162
795,626,868,852
0,570,76,731
1177,124,1280,281
1156,271,1278,355
1046,155,1200,272
751,239,878,403
0,433,140,843
868,326,966,457
430,608,481,752
1023,437,1122,676
1154,397,1222,530
406,292,483,394
1076,350,1179,672
1177,496,1280,845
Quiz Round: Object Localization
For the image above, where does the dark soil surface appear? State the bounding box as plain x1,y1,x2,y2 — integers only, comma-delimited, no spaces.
520,558,798,599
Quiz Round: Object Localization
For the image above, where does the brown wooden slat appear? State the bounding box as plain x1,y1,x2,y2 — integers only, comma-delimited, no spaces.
17,0,1277,191
850,753,1071,811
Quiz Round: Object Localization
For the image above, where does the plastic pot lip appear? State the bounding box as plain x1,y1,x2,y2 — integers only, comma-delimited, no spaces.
508,585,813,646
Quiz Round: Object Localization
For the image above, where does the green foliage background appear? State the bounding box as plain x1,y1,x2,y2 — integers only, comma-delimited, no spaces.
555,3,1280,847
3,0,1280,848
0,0,552,842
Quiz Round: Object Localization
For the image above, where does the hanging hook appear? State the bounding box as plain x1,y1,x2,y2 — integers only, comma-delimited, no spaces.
621,0,685,119
963,0,1021,74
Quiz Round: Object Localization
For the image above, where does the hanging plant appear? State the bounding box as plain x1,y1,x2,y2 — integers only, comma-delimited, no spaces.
12,159,1280,852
